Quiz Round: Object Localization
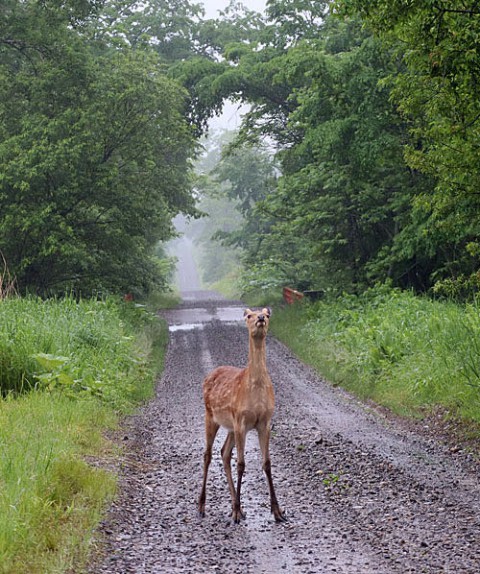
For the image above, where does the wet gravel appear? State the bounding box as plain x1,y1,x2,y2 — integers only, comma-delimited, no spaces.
88,297,480,573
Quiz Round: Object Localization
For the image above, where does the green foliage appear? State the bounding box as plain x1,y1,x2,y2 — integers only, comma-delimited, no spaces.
240,261,289,295
0,392,116,574
0,296,167,572
336,0,480,293
0,0,196,296
175,1,480,299
211,143,277,270
95,0,205,60
272,287,480,422
4,0,480,299
184,129,278,291
180,131,243,286
0,296,163,409
200,12,437,293
192,196,242,285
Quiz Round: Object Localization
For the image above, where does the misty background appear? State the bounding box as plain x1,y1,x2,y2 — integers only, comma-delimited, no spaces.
170,0,269,297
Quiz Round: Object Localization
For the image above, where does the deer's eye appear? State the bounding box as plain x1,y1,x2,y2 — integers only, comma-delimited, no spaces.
247,314,252,319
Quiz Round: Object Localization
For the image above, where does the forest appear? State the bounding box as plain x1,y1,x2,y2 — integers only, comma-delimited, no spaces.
2,3,480,571
2,0,480,299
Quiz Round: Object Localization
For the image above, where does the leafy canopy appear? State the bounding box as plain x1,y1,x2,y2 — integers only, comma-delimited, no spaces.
0,0,197,295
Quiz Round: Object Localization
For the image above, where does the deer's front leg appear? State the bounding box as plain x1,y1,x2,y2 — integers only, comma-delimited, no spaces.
221,431,238,516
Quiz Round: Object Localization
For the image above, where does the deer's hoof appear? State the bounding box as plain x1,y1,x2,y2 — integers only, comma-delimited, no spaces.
273,508,288,523
232,508,246,523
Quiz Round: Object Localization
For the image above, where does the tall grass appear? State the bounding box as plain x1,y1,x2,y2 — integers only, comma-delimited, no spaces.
0,297,163,408
0,393,117,574
271,288,480,423
0,296,168,573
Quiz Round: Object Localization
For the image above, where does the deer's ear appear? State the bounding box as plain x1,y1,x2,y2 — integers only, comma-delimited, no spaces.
244,308,253,319
263,307,272,317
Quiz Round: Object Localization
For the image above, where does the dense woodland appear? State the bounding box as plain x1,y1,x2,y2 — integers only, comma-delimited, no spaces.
2,5,480,568
2,0,480,298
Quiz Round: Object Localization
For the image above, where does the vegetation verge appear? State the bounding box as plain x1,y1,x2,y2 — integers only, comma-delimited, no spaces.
0,296,168,574
270,287,480,430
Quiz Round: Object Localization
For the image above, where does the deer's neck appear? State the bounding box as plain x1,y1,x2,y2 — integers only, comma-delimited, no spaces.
246,336,268,384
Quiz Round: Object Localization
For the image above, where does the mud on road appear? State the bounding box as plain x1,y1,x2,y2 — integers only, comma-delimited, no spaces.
89,296,480,574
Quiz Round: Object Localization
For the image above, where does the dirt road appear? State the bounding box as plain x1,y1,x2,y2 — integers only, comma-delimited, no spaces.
89,292,480,573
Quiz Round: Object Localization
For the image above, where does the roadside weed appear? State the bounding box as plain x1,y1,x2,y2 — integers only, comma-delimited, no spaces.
271,288,480,423
0,392,117,573
0,296,168,573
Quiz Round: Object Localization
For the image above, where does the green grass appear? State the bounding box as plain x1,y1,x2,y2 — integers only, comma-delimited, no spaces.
0,295,169,573
0,393,117,574
0,297,166,406
271,287,480,424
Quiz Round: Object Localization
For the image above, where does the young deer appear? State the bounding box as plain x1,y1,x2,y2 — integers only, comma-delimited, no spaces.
198,307,286,523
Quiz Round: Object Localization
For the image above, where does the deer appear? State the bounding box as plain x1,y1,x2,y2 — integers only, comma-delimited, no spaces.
198,307,287,524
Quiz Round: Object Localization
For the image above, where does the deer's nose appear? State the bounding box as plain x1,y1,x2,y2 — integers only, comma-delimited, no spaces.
258,314,265,322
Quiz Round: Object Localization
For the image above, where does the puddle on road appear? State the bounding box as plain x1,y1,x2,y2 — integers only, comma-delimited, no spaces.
165,305,245,332
216,306,247,322
168,323,205,332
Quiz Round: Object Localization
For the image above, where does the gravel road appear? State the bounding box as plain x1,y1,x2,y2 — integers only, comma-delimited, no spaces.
89,235,480,573
88,293,480,574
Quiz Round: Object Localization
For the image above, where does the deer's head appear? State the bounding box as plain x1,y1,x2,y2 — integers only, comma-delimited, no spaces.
244,307,271,338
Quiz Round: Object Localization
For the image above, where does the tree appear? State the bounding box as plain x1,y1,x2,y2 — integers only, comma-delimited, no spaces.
189,10,437,293
93,0,205,60
267,25,436,291
336,0,480,293
188,2,475,294
0,0,196,295
188,130,276,288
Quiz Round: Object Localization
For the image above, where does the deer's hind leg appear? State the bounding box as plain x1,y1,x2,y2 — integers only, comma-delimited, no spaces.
198,411,219,517
257,421,287,523
232,424,247,523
